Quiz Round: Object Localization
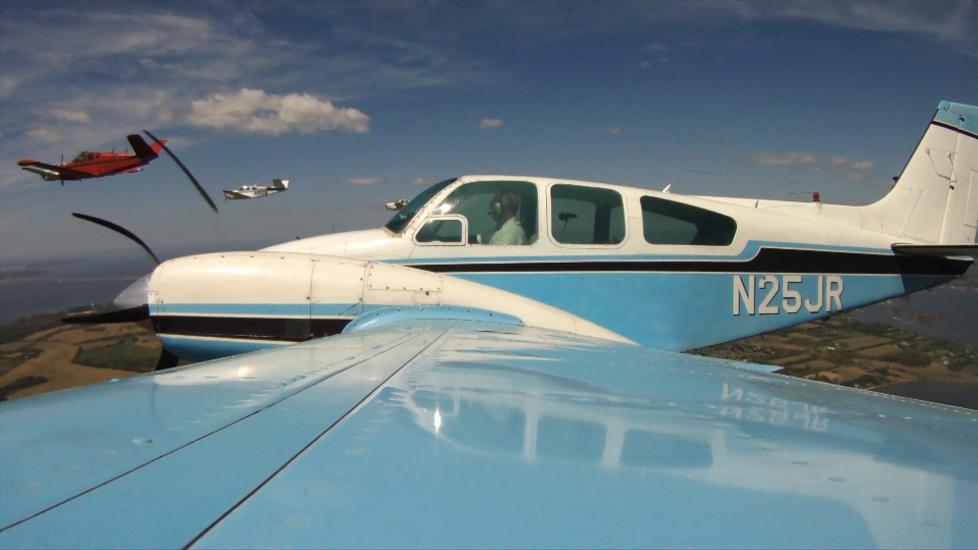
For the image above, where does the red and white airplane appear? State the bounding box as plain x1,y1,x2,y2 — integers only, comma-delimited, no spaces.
17,134,165,184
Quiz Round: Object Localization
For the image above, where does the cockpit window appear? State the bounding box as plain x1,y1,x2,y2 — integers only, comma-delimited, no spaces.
432,181,537,245
384,178,456,234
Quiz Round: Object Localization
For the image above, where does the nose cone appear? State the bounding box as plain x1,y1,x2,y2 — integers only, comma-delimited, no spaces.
114,273,151,309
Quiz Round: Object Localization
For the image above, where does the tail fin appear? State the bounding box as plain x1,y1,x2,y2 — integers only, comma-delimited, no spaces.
861,101,978,244
272,178,289,189
127,134,165,158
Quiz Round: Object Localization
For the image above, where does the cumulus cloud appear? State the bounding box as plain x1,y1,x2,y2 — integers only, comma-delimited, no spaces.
50,109,91,124
751,151,817,166
479,118,503,129
188,88,370,135
348,177,382,186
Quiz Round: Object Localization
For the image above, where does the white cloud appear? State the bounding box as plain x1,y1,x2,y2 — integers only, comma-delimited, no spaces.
188,89,369,135
348,177,382,186
25,126,63,143
480,117,503,129
411,177,429,185
50,109,92,124
751,151,817,166
643,41,670,52
608,126,622,135
830,155,874,170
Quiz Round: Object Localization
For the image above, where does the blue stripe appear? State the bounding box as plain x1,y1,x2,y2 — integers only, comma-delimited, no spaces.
389,240,893,266
150,303,361,316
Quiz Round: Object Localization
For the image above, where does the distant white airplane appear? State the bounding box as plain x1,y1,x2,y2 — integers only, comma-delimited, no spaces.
222,178,289,200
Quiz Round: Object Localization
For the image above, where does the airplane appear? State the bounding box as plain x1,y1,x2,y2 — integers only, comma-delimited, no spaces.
17,130,220,214
17,134,165,185
1,100,977,548
222,178,290,200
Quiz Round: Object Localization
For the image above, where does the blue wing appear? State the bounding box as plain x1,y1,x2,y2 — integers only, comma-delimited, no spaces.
2,318,977,548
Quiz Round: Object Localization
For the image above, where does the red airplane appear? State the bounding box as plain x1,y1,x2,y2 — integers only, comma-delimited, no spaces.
17,134,166,184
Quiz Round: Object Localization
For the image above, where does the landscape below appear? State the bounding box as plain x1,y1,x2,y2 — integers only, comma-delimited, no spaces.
1,301,976,408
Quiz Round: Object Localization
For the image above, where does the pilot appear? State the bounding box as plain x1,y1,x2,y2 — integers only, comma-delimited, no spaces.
488,191,527,245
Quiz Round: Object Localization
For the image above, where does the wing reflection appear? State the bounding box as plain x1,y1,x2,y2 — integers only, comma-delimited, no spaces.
383,330,978,549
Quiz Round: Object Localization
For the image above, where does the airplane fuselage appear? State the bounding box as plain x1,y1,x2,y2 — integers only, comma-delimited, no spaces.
146,173,973,361
18,152,150,181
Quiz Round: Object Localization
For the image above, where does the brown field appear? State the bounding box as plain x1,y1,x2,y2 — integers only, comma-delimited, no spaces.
0,322,159,400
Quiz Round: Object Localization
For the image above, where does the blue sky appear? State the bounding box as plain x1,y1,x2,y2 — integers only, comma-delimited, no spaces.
1,1,976,261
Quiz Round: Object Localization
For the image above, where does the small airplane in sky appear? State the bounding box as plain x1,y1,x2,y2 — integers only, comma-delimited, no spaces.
2,101,977,548
222,179,289,200
18,130,220,214
17,134,165,185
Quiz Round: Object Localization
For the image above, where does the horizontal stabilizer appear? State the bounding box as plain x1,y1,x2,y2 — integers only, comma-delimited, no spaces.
892,243,978,258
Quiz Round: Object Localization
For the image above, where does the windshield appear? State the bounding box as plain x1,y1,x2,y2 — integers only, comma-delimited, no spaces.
384,178,456,234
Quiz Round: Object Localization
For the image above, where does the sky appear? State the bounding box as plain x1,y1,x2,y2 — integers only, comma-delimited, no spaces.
1,0,976,262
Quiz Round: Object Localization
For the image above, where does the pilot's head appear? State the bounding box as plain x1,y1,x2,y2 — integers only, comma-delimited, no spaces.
489,192,519,225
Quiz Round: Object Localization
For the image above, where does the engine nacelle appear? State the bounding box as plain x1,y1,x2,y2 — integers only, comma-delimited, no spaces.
148,252,629,359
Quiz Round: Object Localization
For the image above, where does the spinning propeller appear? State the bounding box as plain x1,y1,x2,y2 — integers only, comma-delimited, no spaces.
61,213,179,369
142,129,219,214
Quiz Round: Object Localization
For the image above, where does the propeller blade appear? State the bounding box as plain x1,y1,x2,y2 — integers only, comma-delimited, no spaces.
156,347,180,370
71,212,160,265
142,129,218,214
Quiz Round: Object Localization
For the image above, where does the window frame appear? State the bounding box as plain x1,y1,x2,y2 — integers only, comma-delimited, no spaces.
413,214,468,246
427,179,540,247
546,182,629,249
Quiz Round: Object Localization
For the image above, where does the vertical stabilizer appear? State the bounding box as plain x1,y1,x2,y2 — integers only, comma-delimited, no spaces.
861,101,978,244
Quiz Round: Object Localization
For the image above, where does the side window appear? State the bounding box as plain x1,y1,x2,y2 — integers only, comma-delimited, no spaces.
416,218,464,244
432,181,537,245
641,196,737,245
550,184,625,245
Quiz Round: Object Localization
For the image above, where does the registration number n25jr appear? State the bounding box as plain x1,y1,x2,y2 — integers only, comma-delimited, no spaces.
732,274,843,316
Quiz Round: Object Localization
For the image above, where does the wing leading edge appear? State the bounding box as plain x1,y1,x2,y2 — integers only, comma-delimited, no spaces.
1,319,977,548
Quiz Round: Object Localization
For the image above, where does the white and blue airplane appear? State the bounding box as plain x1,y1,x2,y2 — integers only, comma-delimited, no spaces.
1,100,977,548
222,178,290,201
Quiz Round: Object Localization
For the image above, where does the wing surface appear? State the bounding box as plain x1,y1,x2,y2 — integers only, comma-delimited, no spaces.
222,190,249,199
2,319,977,549
17,161,89,179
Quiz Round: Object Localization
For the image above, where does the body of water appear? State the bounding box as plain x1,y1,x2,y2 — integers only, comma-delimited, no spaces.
0,256,151,323
853,285,978,347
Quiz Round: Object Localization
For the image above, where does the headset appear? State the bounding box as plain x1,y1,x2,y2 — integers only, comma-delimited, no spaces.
490,194,503,216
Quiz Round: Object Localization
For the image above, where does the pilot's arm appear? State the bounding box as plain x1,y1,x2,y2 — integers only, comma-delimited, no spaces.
489,218,527,245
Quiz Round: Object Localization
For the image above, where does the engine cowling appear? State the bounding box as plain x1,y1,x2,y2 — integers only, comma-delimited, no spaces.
147,251,630,359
